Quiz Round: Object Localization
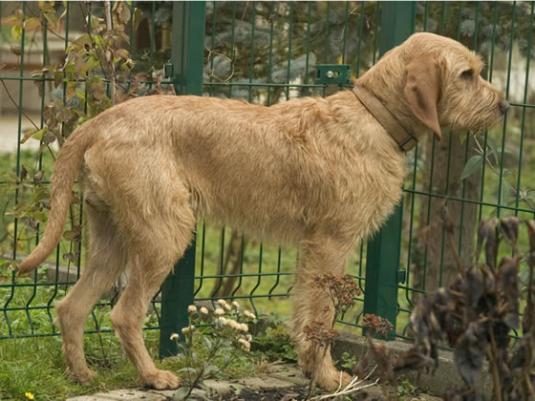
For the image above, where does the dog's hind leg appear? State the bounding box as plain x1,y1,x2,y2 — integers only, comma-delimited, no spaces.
105,163,196,389
292,235,354,391
55,200,126,383
110,214,194,388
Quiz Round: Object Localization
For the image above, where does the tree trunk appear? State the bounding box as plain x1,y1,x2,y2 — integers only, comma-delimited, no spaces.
413,133,480,295
211,230,246,298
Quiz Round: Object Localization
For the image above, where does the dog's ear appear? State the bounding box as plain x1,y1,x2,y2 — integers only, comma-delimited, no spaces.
403,55,442,140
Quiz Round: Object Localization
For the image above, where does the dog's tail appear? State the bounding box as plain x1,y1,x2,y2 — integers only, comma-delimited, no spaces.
18,124,94,275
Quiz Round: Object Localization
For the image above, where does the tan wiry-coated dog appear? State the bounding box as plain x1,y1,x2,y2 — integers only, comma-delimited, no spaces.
19,33,507,390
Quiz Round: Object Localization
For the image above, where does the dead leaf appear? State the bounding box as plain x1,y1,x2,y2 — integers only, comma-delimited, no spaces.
453,322,485,386
497,257,520,330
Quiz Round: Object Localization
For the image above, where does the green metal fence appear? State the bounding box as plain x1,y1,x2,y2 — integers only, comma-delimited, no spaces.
0,1,534,356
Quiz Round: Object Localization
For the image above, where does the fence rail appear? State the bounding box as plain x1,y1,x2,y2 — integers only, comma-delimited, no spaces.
0,2,534,356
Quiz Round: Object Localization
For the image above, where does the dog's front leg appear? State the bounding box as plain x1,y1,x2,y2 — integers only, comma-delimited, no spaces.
291,235,354,391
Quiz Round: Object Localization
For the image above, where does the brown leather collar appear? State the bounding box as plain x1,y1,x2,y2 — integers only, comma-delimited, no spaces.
352,84,418,152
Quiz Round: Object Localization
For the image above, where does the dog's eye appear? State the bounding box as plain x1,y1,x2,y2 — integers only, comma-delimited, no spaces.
460,69,474,80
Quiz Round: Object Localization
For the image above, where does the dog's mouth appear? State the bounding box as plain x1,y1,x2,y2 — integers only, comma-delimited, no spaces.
446,102,507,135
466,116,504,135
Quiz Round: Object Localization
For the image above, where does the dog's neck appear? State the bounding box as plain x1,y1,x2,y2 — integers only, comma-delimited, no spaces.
355,50,434,146
351,84,417,152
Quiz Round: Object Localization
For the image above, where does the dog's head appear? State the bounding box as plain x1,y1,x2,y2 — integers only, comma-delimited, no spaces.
399,32,507,140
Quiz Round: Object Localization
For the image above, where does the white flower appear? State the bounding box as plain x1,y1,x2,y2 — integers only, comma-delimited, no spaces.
199,306,209,315
226,318,238,329
243,310,256,320
214,307,225,316
217,299,232,311
238,323,249,332
187,305,197,314
245,334,253,342
181,325,195,335
232,301,240,310
169,333,179,341
229,320,241,330
238,338,251,352
218,317,238,329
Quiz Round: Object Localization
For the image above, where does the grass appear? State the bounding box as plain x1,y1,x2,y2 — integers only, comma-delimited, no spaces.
0,328,260,401
0,334,139,401
0,298,291,401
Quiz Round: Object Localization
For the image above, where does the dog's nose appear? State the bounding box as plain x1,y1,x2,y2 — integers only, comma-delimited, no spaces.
499,100,510,115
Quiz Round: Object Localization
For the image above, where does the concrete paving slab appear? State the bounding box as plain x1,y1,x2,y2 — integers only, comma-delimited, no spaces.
66,396,111,401
98,389,167,401
236,376,296,390
67,389,167,401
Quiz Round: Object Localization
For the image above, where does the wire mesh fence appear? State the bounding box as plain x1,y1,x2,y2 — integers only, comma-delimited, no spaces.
0,1,533,345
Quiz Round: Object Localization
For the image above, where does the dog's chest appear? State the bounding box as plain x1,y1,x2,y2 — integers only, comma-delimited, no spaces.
325,152,406,238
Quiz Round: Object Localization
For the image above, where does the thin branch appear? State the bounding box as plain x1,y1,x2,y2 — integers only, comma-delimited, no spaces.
487,332,504,401
472,134,535,211
309,367,379,401
0,79,40,130
104,1,116,104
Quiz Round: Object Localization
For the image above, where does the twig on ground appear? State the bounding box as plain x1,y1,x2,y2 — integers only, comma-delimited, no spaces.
309,367,379,401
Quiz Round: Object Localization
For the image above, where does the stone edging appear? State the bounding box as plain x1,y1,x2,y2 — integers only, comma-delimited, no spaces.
332,331,492,398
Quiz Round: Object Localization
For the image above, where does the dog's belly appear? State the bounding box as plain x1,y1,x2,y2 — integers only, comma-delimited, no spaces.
185,165,324,244
190,174,404,246
194,190,313,244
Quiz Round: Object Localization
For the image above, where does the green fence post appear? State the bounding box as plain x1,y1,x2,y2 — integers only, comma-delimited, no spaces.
159,1,206,359
363,1,415,340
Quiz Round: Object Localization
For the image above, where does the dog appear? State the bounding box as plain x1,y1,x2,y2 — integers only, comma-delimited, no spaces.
18,32,507,391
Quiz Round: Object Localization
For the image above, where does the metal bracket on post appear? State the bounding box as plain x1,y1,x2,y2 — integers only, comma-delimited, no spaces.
159,1,206,359
363,1,415,340
315,64,352,86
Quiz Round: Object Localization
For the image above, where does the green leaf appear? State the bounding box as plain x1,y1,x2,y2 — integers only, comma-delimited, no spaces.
203,364,220,378
85,56,101,72
115,48,129,60
497,146,516,159
202,336,213,350
10,24,22,41
172,387,191,401
178,367,198,376
460,155,483,180
20,127,47,144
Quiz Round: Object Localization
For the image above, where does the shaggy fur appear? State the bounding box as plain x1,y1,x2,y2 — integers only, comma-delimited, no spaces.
19,33,506,391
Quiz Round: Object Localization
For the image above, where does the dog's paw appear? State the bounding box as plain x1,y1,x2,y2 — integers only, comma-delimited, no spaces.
316,369,352,392
143,369,181,390
69,367,97,384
